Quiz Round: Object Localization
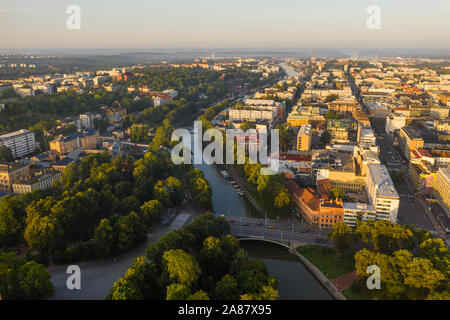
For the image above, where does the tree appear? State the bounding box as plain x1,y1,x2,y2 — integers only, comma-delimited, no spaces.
107,257,162,300
163,249,201,286
24,215,62,252
94,219,116,258
165,176,185,207
166,283,190,300
320,130,331,144
329,188,347,201
325,111,339,120
153,180,172,208
329,222,354,252
130,124,150,143
116,212,147,253
237,259,269,294
325,94,339,103
0,145,13,162
198,237,229,280
214,274,240,300
140,200,163,227
240,121,251,132
18,261,55,300
0,195,28,247
187,290,209,300
0,255,54,300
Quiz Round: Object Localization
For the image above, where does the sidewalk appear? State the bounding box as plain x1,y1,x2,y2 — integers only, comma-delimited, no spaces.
332,271,358,291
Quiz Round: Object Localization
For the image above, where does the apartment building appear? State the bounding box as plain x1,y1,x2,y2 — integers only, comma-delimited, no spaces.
398,126,424,160
385,112,406,136
328,98,359,114
366,164,400,223
0,129,37,159
433,167,450,216
296,124,312,151
12,171,62,194
0,162,31,192
50,133,82,155
343,202,377,227
285,182,344,228
287,106,325,127
50,130,99,155
79,113,102,129
327,119,350,142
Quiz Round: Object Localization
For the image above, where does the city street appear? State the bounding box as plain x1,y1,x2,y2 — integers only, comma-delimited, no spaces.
371,119,439,233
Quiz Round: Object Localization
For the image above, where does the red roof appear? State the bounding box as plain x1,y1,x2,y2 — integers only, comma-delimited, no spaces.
279,153,312,162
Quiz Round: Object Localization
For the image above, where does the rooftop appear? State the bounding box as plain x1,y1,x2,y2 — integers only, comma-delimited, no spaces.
368,164,399,199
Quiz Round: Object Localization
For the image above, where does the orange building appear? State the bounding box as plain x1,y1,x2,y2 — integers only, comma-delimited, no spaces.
285,181,344,228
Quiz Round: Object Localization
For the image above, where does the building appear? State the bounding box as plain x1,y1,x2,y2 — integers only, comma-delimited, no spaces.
398,126,424,160
327,119,350,142
343,202,377,227
385,112,406,136
285,181,345,228
296,124,312,151
287,105,325,127
366,164,400,223
79,113,102,129
0,129,37,159
433,167,450,216
50,133,82,155
328,98,358,114
80,129,99,150
12,171,62,194
52,157,75,172
0,162,30,192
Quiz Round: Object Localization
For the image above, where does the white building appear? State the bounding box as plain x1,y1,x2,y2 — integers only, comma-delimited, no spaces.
79,113,102,129
229,108,276,123
385,112,406,136
343,202,377,227
0,129,37,158
366,164,400,223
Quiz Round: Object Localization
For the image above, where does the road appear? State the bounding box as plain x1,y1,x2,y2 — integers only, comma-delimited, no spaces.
370,119,438,232
49,226,171,300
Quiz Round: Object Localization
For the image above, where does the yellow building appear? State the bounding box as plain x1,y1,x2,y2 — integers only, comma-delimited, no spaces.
328,170,365,192
398,127,424,160
80,129,99,150
0,162,31,192
50,133,81,155
12,171,62,194
297,124,312,151
433,167,450,216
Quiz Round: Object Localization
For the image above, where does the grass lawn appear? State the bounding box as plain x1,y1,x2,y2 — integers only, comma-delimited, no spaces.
297,245,355,280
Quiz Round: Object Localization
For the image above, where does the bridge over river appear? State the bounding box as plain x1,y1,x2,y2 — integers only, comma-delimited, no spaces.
225,215,332,247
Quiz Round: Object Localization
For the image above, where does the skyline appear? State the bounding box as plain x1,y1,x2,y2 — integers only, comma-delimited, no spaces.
1,0,450,50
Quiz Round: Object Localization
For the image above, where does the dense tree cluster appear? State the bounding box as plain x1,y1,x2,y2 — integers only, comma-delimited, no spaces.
242,163,292,218
0,151,212,265
0,252,54,300
107,214,278,300
0,90,123,135
329,220,450,300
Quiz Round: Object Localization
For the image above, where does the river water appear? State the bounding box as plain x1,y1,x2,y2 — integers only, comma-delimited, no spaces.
190,62,334,299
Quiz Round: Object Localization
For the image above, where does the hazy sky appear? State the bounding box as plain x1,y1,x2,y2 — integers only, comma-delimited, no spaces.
1,0,449,50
